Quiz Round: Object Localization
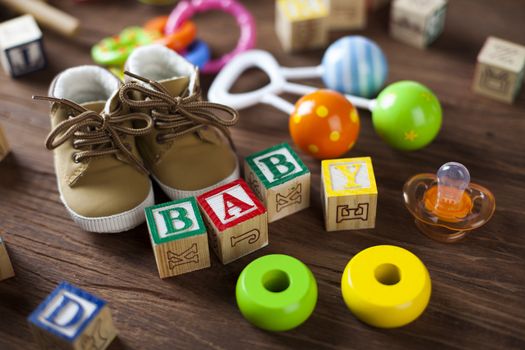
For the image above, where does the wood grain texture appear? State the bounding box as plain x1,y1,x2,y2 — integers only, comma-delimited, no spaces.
0,0,524,349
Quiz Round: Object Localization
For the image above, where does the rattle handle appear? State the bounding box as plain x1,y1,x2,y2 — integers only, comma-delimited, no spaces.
261,94,294,115
284,82,375,111
280,66,323,79
0,0,80,37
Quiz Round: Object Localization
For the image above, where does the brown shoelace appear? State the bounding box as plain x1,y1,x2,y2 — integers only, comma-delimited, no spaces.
118,71,239,146
34,96,153,174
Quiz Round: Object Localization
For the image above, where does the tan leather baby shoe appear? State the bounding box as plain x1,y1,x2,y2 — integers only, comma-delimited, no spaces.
36,66,155,233
121,45,240,200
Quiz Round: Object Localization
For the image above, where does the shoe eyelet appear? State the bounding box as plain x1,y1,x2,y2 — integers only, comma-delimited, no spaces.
72,154,80,163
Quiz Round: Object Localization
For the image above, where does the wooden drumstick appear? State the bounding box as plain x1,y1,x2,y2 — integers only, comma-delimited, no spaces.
0,0,80,37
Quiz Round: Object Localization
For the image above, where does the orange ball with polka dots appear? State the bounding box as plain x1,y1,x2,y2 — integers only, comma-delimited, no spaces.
289,89,360,159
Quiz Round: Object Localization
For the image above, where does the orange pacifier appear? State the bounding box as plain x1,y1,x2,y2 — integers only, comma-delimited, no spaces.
403,162,495,243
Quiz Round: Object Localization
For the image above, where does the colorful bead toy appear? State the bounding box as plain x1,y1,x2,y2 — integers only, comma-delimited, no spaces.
236,254,318,331
165,0,256,73
183,40,211,69
403,162,496,243
209,49,441,154
91,27,161,66
281,36,388,97
341,245,431,328
143,16,197,52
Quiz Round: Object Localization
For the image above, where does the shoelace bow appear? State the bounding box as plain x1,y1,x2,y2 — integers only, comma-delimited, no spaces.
118,71,239,146
33,95,153,174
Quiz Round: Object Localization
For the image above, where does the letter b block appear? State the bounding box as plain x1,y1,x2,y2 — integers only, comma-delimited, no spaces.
245,143,310,223
28,282,117,350
145,197,211,278
321,157,378,231
197,179,268,264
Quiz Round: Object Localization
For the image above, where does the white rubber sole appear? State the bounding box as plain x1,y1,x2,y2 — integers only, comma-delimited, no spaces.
60,184,155,233
154,161,240,200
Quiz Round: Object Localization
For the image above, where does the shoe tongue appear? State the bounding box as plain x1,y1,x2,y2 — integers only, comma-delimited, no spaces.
159,76,190,97
80,101,106,113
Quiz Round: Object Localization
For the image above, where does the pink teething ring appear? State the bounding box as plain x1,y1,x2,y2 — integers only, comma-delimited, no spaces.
165,0,256,73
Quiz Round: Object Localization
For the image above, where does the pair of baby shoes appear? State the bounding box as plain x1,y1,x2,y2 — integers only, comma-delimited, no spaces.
37,45,240,233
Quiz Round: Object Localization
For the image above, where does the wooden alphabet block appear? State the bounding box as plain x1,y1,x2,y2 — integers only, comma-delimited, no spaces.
0,15,46,78
145,197,211,278
390,0,447,49
473,37,525,103
0,124,9,162
367,0,391,11
244,143,310,223
321,157,377,231
197,179,268,264
275,0,329,53
326,0,366,31
28,282,117,350
0,237,15,281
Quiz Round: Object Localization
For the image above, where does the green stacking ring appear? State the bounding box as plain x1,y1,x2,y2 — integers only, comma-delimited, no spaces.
236,254,318,331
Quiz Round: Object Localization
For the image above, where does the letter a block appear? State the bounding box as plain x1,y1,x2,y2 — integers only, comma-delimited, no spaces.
244,143,310,223
0,237,15,281
197,179,268,264
321,157,377,231
145,197,210,279
28,282,117,350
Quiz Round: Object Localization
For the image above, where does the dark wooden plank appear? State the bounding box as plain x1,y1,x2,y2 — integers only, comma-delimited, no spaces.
0,0,524,349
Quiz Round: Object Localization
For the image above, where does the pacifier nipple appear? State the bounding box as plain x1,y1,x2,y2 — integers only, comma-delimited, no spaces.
423,162,473,221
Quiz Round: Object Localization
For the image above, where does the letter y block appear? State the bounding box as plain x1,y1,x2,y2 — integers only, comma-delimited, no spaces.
197,179,268,264
244,143,310,223
28,282,117,350
321,157,378,231
145,197,211,278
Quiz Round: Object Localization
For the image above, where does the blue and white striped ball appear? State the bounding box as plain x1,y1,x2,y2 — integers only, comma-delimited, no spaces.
321,36,388,98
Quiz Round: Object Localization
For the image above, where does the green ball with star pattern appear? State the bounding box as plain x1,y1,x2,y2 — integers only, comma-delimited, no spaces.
372,81,442,151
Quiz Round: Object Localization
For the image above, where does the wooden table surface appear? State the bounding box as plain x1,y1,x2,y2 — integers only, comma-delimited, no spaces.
1,1,524,349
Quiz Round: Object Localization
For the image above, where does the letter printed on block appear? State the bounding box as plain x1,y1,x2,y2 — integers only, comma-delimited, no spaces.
28,282,117,350
197,179,268,264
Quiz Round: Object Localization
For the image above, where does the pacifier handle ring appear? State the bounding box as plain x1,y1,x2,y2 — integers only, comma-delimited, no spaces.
165,0,256,74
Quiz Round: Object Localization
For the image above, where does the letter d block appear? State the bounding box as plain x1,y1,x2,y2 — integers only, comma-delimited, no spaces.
28,282,117,350
245,143,310,223
145,197,211,279
197,179,268,264
321,157,378,231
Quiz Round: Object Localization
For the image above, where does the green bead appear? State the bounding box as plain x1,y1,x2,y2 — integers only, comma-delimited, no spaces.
236,254,318,331
372,81,442,151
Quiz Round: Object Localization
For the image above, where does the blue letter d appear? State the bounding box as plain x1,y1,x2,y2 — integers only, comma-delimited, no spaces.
45,295,84,328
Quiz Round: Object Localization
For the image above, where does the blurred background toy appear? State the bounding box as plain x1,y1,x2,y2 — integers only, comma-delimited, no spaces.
403,162,496,243
275,0,329,53
390,0,447,48
0,15,46,78
0,0,80,37
0,124,9,161
327,0,366,31
473,36,525,104
165,0,256,73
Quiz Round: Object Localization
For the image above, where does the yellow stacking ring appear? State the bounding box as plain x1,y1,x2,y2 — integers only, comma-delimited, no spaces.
341,245,431,328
